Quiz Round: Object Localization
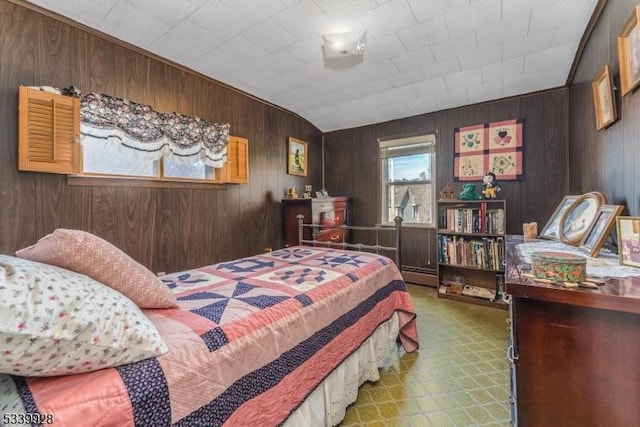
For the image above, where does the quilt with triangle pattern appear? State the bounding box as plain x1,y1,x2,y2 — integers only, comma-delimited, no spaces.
2,246,418,426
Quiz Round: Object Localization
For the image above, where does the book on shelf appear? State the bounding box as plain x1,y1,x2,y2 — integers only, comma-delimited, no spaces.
439,202,504,235
485,208,505,234
438,235,505,270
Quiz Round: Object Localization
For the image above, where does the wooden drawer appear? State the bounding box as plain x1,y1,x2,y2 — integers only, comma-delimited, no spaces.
319,209,346,225
312,199,348,225
312,200,335,211
316,228,347,243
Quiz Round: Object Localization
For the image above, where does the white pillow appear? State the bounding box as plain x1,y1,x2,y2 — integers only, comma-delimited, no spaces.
0,255,168,377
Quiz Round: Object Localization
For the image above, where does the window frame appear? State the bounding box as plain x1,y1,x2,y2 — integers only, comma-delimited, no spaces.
80,138,218,182
18,86,247,189
70,135,247,187
379,133,437,228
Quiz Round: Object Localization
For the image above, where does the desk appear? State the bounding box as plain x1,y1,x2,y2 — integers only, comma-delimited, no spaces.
505,236,640,426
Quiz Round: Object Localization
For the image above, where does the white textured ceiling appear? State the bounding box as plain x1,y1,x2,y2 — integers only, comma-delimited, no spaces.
27,0,599,132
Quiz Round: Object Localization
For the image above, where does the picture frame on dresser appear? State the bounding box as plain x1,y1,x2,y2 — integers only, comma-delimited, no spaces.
578,204,624,257
618,5,640,96
558,193,602,246
287,137,307,177
616,216,640,267
539,195,580,240
592,65,617,130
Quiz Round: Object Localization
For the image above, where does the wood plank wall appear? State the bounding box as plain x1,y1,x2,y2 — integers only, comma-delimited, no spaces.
323,90,570,271
0,1,322,273
569,0,640,217
0,0,579,277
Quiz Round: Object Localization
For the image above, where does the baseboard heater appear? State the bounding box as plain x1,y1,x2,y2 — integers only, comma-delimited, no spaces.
401,266,437,287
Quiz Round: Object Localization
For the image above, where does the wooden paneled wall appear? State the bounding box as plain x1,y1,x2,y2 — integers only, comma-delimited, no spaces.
569,0,640,216
323,90,570,271
0,1,322,273
0,1,581,277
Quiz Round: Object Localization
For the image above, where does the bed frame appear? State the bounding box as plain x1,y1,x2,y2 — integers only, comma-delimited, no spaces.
296,215,403,267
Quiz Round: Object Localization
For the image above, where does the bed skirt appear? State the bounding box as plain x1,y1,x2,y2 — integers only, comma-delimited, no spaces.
286,312,400,427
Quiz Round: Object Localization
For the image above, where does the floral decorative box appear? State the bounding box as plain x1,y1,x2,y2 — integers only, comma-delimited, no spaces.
531,252,586,282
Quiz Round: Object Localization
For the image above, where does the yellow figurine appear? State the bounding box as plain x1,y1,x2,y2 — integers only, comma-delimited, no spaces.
481,172,501,199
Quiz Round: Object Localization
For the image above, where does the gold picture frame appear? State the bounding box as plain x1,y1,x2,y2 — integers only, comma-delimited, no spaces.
578,204,624,257
587,191,607,205
617,5,640,96
558,193,602,246
591,65,617,130
287,137,307,177
539,195,580,240
616,216,640,267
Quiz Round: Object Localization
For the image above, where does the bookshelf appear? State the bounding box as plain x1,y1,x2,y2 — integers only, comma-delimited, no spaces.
436,199,507,309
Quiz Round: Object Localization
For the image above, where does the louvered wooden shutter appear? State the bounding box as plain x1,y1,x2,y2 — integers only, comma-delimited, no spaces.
18,86,82,174
227,136,248,183
215,136,249,183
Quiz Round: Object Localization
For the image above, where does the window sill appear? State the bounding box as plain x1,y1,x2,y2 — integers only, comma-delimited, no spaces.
67,175,228,190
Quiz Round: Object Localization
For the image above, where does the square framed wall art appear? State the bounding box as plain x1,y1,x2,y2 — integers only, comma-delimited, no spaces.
454,118,524,181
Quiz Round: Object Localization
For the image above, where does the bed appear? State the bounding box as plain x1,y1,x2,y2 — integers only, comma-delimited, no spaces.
0,227,417,426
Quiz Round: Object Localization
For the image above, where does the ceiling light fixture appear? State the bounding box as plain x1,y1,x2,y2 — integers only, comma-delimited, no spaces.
322,30,367,69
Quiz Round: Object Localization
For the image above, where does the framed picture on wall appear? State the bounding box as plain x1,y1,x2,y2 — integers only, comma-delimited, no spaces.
591,65,617,130
618,5,640,96
287,137,307,177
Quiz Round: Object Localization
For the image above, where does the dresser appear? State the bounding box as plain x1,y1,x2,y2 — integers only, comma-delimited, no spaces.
282,197,351,247
504,235,640,426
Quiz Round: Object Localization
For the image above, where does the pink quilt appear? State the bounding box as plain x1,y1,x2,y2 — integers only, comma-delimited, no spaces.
2,246,418,426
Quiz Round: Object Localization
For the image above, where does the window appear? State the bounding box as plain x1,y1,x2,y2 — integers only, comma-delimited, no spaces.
163,158,212,180
379,133,437,226
18,86,248,185
82,139,215,180
82,140,157,177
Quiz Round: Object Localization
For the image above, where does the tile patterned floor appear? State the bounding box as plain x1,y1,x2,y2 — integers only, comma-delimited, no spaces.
340,284,511,426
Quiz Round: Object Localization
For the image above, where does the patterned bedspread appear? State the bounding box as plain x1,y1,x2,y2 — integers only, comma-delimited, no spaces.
1,246,418,426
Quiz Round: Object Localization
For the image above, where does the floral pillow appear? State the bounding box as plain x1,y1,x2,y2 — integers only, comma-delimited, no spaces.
16,229,178,309
0,255,168,377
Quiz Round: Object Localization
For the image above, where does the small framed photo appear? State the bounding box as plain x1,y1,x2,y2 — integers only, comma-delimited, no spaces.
539,195,580,240
315,191,324,198
578,204,624,257
617,5,640,96
591,65,617,130
616,216,640,267
558,193,602,246
287,137,308,177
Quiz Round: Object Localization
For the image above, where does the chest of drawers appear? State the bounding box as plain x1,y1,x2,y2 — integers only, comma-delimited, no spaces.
282,197,351,247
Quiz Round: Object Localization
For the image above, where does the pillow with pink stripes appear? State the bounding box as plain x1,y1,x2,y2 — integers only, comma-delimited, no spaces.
16,229,178,309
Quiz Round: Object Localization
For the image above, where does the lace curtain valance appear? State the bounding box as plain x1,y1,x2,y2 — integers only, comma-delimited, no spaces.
79,92,230,168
